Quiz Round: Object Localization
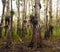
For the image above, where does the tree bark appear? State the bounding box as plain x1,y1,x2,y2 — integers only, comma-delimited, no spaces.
49,0,53,37
49,0,52,25
29,0,42,48
5,0,10,36
22,0,27,37
56,0,58,31
44,0,49,39
0,0,6,38
16,0,21,35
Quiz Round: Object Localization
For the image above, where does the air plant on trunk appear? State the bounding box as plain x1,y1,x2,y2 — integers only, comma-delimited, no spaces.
28,0,42,48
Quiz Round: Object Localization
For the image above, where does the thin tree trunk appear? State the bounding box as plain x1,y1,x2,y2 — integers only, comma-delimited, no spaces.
6,0,12,49
49,0,52,25
0,0,6,37
5,0,10,36
31,0,34,15
22,0,27,37
44,0,49,39
5,0,15,49
56,0,58,31
49,0,53,37
17,0,20,35
45,0,48,31
11,0,13,35
1,5,5,24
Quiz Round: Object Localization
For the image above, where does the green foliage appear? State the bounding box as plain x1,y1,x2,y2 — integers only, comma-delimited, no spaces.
42,0,46,3
4,12,10,17
53,26,60,39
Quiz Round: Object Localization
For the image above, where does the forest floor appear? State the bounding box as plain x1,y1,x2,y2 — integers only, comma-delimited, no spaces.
0,37,60,52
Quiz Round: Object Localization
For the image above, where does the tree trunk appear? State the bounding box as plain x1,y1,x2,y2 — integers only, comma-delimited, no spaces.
22,0,27,37
29,0,42,48
45,0,48,32
5,0,12,49
5,0,10,36
31,0,35,15
49,0,53,37
0,0,6,38
11,0,13,35
44,0,49,39
56,0,58,31
17,0,21,35
49,0,52,25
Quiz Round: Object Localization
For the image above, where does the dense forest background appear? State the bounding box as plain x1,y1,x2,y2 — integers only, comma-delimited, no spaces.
0,0,60,52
